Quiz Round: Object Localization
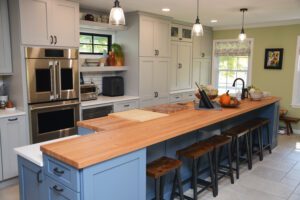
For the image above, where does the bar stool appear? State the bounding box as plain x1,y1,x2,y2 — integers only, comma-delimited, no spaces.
206,135,234,196
222,125,252,179
246,118,272,161
176,141,216,200
147,156,184,200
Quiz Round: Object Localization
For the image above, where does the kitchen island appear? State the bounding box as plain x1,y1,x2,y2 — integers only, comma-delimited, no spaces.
17,97,280,200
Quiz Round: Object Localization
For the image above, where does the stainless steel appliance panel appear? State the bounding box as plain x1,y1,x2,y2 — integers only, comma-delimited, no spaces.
25,48,78,59
29,100,80,143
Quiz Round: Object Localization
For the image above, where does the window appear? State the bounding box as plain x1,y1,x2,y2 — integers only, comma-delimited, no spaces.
212,39,253,94
292,36,300,107
79,33,112,55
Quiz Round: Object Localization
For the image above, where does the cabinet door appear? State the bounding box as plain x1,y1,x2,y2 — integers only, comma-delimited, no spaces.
18,157,45,200
177,42,192,90
193,28,213,59
0,0,12,74
139,57,155,107
19,0,52,46
1,115,27,179
171,24,180,41
154,20,170,57
170,42,178,91
181,26,192,42
193,59,211,86
52,0,79,47
153,58,169,105
139,17,155,57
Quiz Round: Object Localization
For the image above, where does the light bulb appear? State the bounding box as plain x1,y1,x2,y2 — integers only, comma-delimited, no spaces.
239,33,246,41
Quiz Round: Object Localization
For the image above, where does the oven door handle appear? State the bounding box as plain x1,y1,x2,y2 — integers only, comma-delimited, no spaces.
56,61,62,99
30,102,80,111
50,61,57,100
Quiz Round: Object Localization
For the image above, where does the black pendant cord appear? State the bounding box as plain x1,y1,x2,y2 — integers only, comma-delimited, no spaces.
197,0,199,18
240,8,248,33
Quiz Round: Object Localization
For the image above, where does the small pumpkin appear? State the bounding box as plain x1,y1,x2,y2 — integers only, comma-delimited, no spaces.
219,90,231,105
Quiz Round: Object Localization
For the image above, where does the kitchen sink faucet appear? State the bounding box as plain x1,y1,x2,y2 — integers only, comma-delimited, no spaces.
232,78,248,99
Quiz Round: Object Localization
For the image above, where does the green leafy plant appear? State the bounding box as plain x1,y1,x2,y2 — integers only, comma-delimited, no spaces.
111,43,124,66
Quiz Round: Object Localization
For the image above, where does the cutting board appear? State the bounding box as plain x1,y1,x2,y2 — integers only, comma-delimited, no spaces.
109,109,169,122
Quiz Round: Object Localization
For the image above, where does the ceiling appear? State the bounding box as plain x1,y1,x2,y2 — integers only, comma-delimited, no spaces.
79,0,300,29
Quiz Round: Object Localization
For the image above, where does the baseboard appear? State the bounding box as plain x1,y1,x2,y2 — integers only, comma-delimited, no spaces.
0,177,18,189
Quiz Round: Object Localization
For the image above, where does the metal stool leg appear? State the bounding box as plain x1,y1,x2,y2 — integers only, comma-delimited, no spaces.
176,168,184,200
192,159,198,200
170,172,177,200
208,152,217,197
214,148,219,196
235,136,240,179
159,176,164,200
258,128,263,161
245,133,252,170
266,124,272,154
155,178,160,200
227,143,234,184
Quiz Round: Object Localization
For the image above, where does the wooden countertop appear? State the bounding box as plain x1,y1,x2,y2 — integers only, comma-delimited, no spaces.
41,97,280,169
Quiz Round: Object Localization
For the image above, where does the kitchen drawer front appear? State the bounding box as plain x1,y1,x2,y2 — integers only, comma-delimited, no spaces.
114,100,138,112
43,155,80,192
170,93,183,103
45,176,80,200
182,92,194,101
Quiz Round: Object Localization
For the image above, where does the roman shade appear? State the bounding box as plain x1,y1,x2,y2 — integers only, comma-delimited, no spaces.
214,40,252,56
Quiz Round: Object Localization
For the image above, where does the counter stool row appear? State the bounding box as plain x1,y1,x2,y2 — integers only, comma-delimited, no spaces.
146,117,272,200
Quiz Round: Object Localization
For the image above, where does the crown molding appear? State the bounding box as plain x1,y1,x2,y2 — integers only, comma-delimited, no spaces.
213,19,300,31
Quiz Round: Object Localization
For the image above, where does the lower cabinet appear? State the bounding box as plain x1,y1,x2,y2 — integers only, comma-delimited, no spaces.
113,100,139,112
192,58,212,86
18,156,45,200
1,115,27,180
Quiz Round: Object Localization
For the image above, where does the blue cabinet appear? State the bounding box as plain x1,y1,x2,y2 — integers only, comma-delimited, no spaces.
18,156,45,200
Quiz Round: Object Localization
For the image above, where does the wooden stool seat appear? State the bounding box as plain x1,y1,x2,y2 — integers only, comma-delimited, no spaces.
147,156,182,179
280,116,300,135
223,126,249,137
176,141,214,159
206,135,231,148
243,118,269,131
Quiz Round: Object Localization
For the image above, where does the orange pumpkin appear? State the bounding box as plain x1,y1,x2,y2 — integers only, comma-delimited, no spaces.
219,90,231,105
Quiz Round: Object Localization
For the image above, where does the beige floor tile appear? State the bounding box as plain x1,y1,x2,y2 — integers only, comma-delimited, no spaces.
250,165,286,182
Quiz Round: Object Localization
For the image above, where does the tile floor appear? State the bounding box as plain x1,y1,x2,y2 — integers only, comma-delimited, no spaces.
0,134,300,200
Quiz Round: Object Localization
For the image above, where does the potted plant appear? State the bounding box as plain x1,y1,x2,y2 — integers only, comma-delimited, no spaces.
111,43,124,66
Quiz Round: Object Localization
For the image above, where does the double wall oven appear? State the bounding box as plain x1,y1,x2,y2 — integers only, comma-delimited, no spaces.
26,47,79,143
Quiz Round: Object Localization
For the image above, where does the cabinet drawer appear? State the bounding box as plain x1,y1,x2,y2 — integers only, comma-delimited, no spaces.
43,155,80,192
183,92,195,101
114,100,138,112
170,94,183,103
45,176,80,200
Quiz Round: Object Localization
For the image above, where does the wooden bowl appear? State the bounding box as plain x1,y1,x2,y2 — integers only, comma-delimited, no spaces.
220,102,240,108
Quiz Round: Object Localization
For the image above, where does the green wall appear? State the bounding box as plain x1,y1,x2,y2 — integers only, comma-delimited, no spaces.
214,24,300,130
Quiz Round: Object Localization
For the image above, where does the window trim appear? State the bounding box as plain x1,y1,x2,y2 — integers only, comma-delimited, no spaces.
212,38,254,89
292,36,300,108
79,32,112,55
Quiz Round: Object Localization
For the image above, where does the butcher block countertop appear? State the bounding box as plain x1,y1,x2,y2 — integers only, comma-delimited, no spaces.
41,97,280,169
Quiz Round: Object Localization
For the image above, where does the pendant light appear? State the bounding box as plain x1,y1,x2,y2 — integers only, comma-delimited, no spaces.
109,0,125,26
238,8,248,41
192,0,204,37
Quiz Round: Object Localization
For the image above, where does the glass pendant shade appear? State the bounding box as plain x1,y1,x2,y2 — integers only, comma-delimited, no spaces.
239,29,246,41
192,18,204,36
109,0,125,26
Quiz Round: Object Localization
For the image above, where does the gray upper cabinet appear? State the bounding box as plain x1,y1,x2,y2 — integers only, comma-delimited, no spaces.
19,0,79,47
0,115,27,180
0,0,12,74
193,28,213,59
171,24,192,43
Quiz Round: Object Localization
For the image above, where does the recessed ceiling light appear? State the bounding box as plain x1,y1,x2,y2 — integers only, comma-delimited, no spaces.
210,19,218,23
162,8,170,12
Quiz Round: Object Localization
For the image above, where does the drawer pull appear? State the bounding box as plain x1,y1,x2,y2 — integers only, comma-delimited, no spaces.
123,104,130,107
8,118,18,121
53,185,64,192
53,167,64,176
175,97,180,99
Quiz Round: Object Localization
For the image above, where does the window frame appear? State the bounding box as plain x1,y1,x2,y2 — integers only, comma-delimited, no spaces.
79,32,112,55
292,36,300,108
212,38,254,91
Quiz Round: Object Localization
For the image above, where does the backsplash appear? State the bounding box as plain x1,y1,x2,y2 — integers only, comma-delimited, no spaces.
82,72,116,94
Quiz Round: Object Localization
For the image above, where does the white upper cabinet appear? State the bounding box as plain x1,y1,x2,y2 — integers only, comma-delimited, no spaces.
19,0,79,47
52,0,79,47
139,16,170,57
0,0,12,74
171,24,192,42
193,28,213,59
170,42,192,91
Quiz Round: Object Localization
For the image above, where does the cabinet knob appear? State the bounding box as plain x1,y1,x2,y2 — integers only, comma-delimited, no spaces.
201,53,205,58
54,36,57,45
154,92,158,98
178,63,182,69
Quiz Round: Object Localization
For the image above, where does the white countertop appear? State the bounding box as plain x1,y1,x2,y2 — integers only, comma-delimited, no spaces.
0,109,26,119
14,135,80,167
81,95,139,108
